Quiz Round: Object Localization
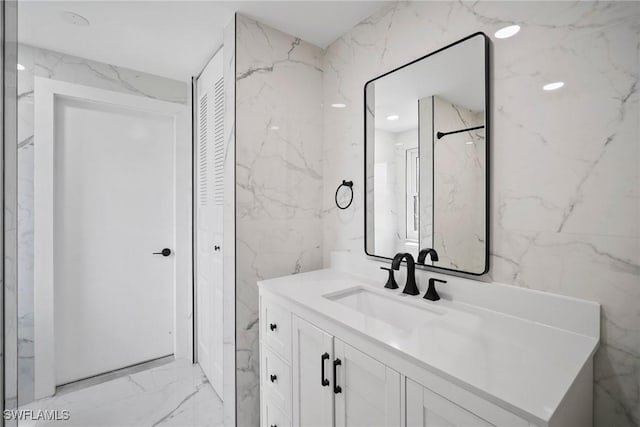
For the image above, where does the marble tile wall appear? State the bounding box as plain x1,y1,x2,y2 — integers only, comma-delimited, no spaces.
234,15,324,426
432,96,486,273
16,43,187,405
322,2,639,426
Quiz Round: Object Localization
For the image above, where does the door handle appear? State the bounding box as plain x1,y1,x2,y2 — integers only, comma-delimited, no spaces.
321,352,330,387
270,374,277,383
333,358,342,394
214,245,221,251
153,248,172,257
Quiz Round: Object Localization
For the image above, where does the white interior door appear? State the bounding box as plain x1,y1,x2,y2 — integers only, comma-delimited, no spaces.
53,97,175,385
195,49,224,397
34,78,189,397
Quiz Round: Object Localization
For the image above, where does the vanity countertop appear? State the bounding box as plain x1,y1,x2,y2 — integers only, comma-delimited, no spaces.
258,268,599,425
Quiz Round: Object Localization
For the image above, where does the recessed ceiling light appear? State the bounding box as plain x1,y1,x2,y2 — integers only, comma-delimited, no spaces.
270,125,280,130
543,81,565,91
331,103,346,108
386,115,399,121
17,63,25,71
60,11,90,27
494,25,520,39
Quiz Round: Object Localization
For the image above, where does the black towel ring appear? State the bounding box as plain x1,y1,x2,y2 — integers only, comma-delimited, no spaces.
335,180,354,210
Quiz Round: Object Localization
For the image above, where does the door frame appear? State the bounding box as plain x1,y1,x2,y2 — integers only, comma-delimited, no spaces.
33,77,192,398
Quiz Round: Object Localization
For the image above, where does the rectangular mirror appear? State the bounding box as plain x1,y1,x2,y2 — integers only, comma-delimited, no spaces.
365,33,489,275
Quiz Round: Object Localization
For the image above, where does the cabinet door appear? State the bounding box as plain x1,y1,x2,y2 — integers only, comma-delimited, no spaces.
406,378,493,427
334,339,401,427
292,316,334,427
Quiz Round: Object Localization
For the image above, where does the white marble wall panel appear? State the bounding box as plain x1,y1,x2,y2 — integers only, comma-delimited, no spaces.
432,96,485,273
322,2,639,426
236,16,322,426
17,43,187,405
234,15,324,427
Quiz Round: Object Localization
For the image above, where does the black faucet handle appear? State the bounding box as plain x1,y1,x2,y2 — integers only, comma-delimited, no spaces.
424,278,446,301
380,267,399,290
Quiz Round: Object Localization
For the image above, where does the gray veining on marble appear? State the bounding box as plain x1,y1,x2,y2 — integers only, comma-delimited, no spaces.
431,95,485,273
234,14,324,427
16,43,187,406
322,2,640,426
19,359,222,427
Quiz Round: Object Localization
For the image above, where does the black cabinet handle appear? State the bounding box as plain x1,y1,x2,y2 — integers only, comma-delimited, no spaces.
270,425,277,427
270,374,277,383
321,352,330,386
269,323,277,331
333,358,342,394
152,248,171,257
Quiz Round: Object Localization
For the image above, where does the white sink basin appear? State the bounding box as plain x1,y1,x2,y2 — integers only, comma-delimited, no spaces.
324,286,444,333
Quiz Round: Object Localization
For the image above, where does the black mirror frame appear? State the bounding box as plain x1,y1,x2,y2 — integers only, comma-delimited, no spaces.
363,32,490,276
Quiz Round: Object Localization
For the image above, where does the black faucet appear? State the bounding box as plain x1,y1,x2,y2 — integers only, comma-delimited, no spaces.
417,248,439,264
391,253,419,295
424,278,446,301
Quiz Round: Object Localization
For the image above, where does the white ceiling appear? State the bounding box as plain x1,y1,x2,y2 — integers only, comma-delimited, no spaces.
18,0,389,81
373,35,486,133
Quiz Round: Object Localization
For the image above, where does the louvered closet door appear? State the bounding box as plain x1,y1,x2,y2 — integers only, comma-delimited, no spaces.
196,49,224,398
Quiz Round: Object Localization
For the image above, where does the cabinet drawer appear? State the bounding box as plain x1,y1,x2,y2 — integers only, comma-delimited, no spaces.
264,398,291,427
262,346,292,415
262,298,292,360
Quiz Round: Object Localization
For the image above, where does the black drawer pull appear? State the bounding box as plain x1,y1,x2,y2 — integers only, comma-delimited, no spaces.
270,374,277,383
333,358,342,394
270,425,277,427
269,323,277,331
321,352,330,386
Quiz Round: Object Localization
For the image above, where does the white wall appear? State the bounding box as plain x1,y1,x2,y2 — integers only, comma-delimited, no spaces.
234,15,324,426
322,2,639,426
17,43,187,405
372,128,419,256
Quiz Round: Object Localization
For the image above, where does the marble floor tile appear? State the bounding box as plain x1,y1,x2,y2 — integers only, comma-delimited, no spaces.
17,359,222,427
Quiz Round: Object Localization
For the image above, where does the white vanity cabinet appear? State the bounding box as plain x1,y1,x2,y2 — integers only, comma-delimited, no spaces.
260,296,518,427
262,308,402,427
259,268,599,427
